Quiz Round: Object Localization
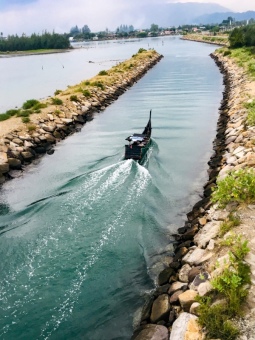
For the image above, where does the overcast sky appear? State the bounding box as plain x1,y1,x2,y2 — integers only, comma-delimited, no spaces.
1,0,255,36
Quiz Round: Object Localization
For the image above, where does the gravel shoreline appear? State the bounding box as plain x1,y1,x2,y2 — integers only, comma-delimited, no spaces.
132,49,255,339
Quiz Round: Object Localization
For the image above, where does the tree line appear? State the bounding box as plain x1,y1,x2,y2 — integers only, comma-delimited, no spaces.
0,32,70,52
229,25,255,48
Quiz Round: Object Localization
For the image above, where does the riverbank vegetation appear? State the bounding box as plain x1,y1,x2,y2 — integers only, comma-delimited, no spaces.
197,232,250,339
0,49,157,123
0,32,70,52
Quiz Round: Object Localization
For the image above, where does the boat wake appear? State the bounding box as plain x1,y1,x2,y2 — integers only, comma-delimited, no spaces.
0,159,152,339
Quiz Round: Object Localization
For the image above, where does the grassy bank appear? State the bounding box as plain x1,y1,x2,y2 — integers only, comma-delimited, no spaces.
0,48,156,122
218,46,255,79
182,34,229,46
0,49,71,57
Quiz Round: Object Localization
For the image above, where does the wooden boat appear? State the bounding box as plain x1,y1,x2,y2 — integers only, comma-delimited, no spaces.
124,110,152,161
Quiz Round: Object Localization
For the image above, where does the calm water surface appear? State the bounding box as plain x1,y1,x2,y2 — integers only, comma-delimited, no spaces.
0,37,223,339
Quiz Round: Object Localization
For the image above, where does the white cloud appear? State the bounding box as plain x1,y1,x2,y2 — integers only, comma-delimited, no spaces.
0,0,255,36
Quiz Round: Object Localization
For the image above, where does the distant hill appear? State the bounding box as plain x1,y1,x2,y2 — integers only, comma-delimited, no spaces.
195,11,255,25
122,2,230,28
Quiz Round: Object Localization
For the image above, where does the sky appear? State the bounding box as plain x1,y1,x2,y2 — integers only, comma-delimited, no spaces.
0,0,255,36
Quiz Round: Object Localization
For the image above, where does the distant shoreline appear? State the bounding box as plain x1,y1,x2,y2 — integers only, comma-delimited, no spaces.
0,49,71,58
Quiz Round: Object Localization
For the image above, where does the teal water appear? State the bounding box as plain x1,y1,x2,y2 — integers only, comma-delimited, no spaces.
0,38,223,339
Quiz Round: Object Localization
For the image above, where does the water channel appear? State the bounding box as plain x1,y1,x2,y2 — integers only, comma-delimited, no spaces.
0,37,223,339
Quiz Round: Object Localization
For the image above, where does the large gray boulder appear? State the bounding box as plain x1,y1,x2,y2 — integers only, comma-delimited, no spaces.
194,221,220,248
150,294,170,323
133,324,168,340
170,312,203,340
182,248,213,266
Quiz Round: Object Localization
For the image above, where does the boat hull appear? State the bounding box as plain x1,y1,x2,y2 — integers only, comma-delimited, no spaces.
124,139,151,161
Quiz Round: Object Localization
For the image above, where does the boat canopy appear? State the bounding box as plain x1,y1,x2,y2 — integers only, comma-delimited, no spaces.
125,133,147,142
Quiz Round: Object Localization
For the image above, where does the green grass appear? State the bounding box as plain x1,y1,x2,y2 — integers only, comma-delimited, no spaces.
91,81,105,90
6,109,20,116
51,97,63,105
222,47,255,78
22,99,40,110
82,89,91,98
212,168,255,207
98,70,108,76
197,299,239,340
22,117,30,123
70,95,79,102
219,213,241,237
0,113,11,121
16,110,32,117
54,89,62,95
197,233,250,339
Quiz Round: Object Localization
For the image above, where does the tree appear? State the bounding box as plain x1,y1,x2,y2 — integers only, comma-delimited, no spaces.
82,25,91,34
70,25,80,35
229,27,245,48
150,24,159,33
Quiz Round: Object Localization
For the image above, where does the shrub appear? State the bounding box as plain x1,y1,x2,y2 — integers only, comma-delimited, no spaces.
197,299,239,340
22,117,30,123
98,70,108,76
82,89,91,97
6,109,20,116
197,234,251,339
70,95,79,102
84,81,90,85
219,213,241,237
54,89,62,95
27,124,36,131
92,81,105,90
138,48,147,53
212,168,255,207
51,97,63,105
223,50,232,56
0,113,11,121
17,110,31,117
33,102,47,110
22,99,40,109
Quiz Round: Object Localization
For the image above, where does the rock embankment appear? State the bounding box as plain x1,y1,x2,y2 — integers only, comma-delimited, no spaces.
181,34,228,47
132,52,255,339
0,50,163,183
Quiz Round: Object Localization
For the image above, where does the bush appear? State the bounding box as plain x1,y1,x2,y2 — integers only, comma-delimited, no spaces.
33,102,47,110
27,124,36,131
197,234,251,339
22,117,30,123
84,81,90,85
92,81,104,90
22,99,40,109
6,109,20,116
51,97,63,105
70,95,79,102
54,89,62,95
212,168,255,207
198,299,239,340
138,48,147,53
17,110,31,117
98,70,108,76
82,89,91,97
223,50,232,56
0,113,11,121
219,213,240,237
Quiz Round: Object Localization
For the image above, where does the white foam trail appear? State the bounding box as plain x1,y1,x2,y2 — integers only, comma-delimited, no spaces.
39,163,151,338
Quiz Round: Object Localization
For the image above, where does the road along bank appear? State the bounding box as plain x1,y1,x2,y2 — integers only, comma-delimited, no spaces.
132,50,255,339
0,49,163,183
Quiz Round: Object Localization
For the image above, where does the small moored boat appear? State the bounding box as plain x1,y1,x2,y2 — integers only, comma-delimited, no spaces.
124,110,152,161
